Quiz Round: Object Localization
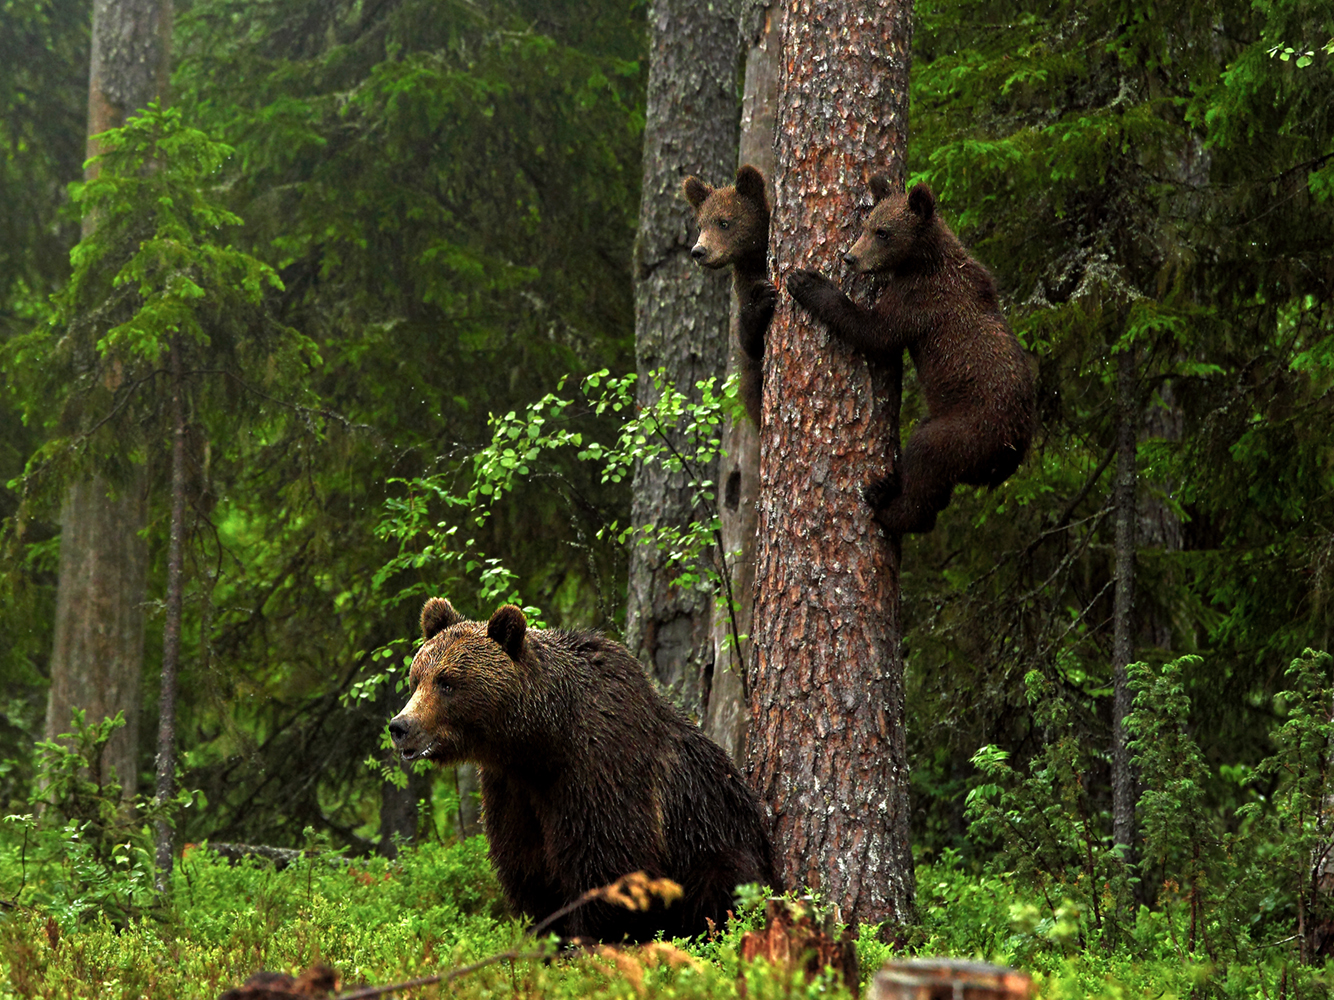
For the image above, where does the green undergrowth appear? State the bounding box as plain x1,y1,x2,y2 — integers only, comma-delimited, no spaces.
0,835,854,999
1,837,1330,999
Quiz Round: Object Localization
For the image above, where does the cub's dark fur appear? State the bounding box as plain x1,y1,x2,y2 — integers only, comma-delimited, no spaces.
787,178,1035,534
683,164,775,425
388,598,776,942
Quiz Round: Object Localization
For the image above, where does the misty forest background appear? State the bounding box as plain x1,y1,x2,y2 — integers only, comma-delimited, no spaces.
2,0,1334,992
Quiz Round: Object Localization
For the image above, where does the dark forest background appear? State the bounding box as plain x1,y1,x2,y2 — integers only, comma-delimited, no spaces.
1,0,1332,881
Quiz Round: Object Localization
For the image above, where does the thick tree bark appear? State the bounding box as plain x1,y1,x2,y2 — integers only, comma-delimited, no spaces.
44,0,172,799
154,338,186,889
748,0,916,929
703,0,781,762
1112,346,1137,851
626,0,740,713
45,476,147,794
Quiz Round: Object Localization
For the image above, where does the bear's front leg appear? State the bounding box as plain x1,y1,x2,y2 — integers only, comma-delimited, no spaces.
786,269,877,350
737,278,776,360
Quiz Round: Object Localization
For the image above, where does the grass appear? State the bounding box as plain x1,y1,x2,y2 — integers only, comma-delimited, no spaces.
1,834,1330,999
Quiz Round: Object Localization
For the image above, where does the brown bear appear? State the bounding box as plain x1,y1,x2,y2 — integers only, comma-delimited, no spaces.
387,598,776,942
682,164,775,425
786,178,1035,535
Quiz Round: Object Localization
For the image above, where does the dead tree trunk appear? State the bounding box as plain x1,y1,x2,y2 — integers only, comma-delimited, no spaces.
703,0,781,762
626,0,740,713
44,0,172,801
747,0,916,930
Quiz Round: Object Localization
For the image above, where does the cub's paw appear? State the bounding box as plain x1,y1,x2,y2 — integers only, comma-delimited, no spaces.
785,269,841,310
747,278,778,317
739,280,777,358
861,474,902,511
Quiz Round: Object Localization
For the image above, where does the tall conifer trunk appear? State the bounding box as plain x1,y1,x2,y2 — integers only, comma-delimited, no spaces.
1112,346,1138,851
703,0,781,762
748,0,916,929
626,0,739,712
45,0,172,801
154,338,186,888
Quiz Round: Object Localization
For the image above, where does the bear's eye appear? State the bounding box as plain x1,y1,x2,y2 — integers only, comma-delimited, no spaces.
875,229,890,242
434,675,455,695
718,219,730,230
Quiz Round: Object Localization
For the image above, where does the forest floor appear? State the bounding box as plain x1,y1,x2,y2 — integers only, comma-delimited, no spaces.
0,835,1311,999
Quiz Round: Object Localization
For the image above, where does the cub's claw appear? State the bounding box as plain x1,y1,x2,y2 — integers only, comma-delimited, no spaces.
749,278,778,315
861,474,902,510
785,268,827,306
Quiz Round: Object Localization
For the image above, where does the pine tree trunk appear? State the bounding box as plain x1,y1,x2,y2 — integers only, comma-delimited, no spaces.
703,0,781,762
44,0,172,801
748,0,916,930
626,0,740,713
154,337,186,889
1112,346,1137,851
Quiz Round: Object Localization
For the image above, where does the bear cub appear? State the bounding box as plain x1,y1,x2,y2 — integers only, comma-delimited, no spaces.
787,177,1035,535
683,164,775,426
388,598,776,943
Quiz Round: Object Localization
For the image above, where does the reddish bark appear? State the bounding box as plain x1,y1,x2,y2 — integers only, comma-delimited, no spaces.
747,0,916,929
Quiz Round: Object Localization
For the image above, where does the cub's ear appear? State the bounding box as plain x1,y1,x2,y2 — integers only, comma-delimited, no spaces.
487,604,528,660
421,597,463,640
907,182,936,221
868,174,895,203
735,164,768,208
682,175,712,209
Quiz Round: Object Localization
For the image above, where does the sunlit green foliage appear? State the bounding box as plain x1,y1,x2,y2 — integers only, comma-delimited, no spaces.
355,368,742,721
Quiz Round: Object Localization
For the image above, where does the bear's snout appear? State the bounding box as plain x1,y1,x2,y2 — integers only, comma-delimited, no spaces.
690,243,707,262
842,251,859,267
388,713,430,760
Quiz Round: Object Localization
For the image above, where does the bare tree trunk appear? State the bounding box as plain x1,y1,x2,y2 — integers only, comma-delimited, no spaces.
748,0,915,930
626,0,740,713
45,477,147,794
1112,346,1137,851
44,0,172,800
154,337,186,890
703,0,780,762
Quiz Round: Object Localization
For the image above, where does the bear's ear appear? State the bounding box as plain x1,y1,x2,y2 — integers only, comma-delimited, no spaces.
421,597,462,640
487,604,528,661
907,182,936,221
682,175,712,209
735,164,768,208
868,174,895,203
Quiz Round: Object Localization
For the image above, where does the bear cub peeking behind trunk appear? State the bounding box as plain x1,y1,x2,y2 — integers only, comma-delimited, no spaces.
683,164,775,426
787,178,1035,535
388,598,776,943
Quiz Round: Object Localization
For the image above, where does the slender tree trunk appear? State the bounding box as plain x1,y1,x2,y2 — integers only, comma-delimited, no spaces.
748,0,915,930
703,0,780,762
626,0,740,713
45,0,172,801
154,337,186,889
1112,345,1137,852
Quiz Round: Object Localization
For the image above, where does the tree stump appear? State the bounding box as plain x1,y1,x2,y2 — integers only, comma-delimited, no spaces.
738,898,858,994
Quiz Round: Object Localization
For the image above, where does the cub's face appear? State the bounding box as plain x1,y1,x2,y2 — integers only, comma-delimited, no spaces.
387,600,528,766
682,165,770,269
843,180,937,274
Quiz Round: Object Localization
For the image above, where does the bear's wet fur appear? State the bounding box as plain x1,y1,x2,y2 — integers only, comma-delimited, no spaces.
786,178,1035,535
683,164,775,425
388,598,776,942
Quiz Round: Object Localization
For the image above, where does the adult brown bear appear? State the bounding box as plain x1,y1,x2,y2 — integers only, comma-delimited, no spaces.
387,598,776,942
